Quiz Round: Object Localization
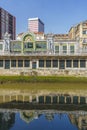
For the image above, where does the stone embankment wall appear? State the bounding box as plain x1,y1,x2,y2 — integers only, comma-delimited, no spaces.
0,69,87,76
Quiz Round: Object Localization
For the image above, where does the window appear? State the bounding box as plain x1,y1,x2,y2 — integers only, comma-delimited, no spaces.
39,60,44,67
59,60,65,69
55,46,59,53
36,42,47,50
0,60,3,67
66,60,72,67
53,60,58,67
11,60,16,67
5,60,10,69
73,60,78,68
24,60,30,67
83,30,87,34
46,60,51,67
11,42,21,52
24,42,33,49
63,45,67,53
0,44,3,50
18,60,23,67
70,45,74,53
80,60,86,68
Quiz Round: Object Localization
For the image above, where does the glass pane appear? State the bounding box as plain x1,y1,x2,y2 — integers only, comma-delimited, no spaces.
0,60,3,67
63,46,67,53
11,60,16,67
5,60,10,69
70,45,74,53
18,60,23,67
73,60,78,68
36,42,47,50
80,60,86,68
53,60,58,67
66,60,72,67
59,60,65,69
24,60,30,67
55,46,59,53
0,44,3,50
46,60,51,67
39,60,44,67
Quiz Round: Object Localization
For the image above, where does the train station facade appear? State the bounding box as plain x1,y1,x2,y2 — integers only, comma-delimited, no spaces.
0,20,87,76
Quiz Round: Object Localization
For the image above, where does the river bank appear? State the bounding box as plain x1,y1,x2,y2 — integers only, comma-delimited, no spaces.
0,76,87,83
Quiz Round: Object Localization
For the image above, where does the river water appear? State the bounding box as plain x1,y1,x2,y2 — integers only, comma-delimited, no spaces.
0,87,86,130
0,109,87,130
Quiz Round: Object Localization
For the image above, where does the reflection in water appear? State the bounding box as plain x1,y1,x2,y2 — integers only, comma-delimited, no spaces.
0,90,87,105
0,111,15,130
0,109,87,130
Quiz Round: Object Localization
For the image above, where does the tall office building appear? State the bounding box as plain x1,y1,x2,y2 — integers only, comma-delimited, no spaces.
0,7,16,40
28,17,44,33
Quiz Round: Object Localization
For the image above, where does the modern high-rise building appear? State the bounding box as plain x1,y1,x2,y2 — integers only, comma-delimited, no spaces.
28,17,44,33
0,7,16,40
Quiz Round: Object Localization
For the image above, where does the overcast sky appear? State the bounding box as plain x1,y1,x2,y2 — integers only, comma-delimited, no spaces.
0,0,87,35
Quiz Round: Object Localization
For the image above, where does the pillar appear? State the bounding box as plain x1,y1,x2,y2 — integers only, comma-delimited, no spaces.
36,95,39,103
16,95,18,101
71,96,73,104
85,97,87,104
64,96,67,104
29,95,32,103
44,60,46,68
72,59,73,68
51,96,53,104
86,60,87,68
78,59,80,68
3,95,5,103
57,96,59,103
78,96,80,104
51,60,53,68
16,60,18,67
65,60,66,69
44,96,46,103
9,95,11,102
23,95,25,102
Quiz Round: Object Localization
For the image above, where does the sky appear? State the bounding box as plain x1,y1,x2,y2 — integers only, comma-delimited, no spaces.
0,0,87,35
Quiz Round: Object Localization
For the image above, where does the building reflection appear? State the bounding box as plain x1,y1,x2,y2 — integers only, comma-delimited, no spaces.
0,90,86,105
0,112,15,130
0,109,86,130
19,110,87,130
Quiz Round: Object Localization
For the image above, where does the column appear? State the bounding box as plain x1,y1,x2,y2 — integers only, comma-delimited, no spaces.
51,60,53,68
44,60,46,68
65,60,66,69
85,97,87,104
86,60,87,68
16,95,18,101
9,95,11,102
36,95,39,103
72,59,73,68
29,95,32,103
23,60,24,68
78,59,80,68
16,60,18,68
23,95,25,102
78,96,80,104
64,96,67,104
3,95,5,103
44,96,46,103
58,60,59,70
57,96,59,103
51,96,53,104
71,96,73,104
